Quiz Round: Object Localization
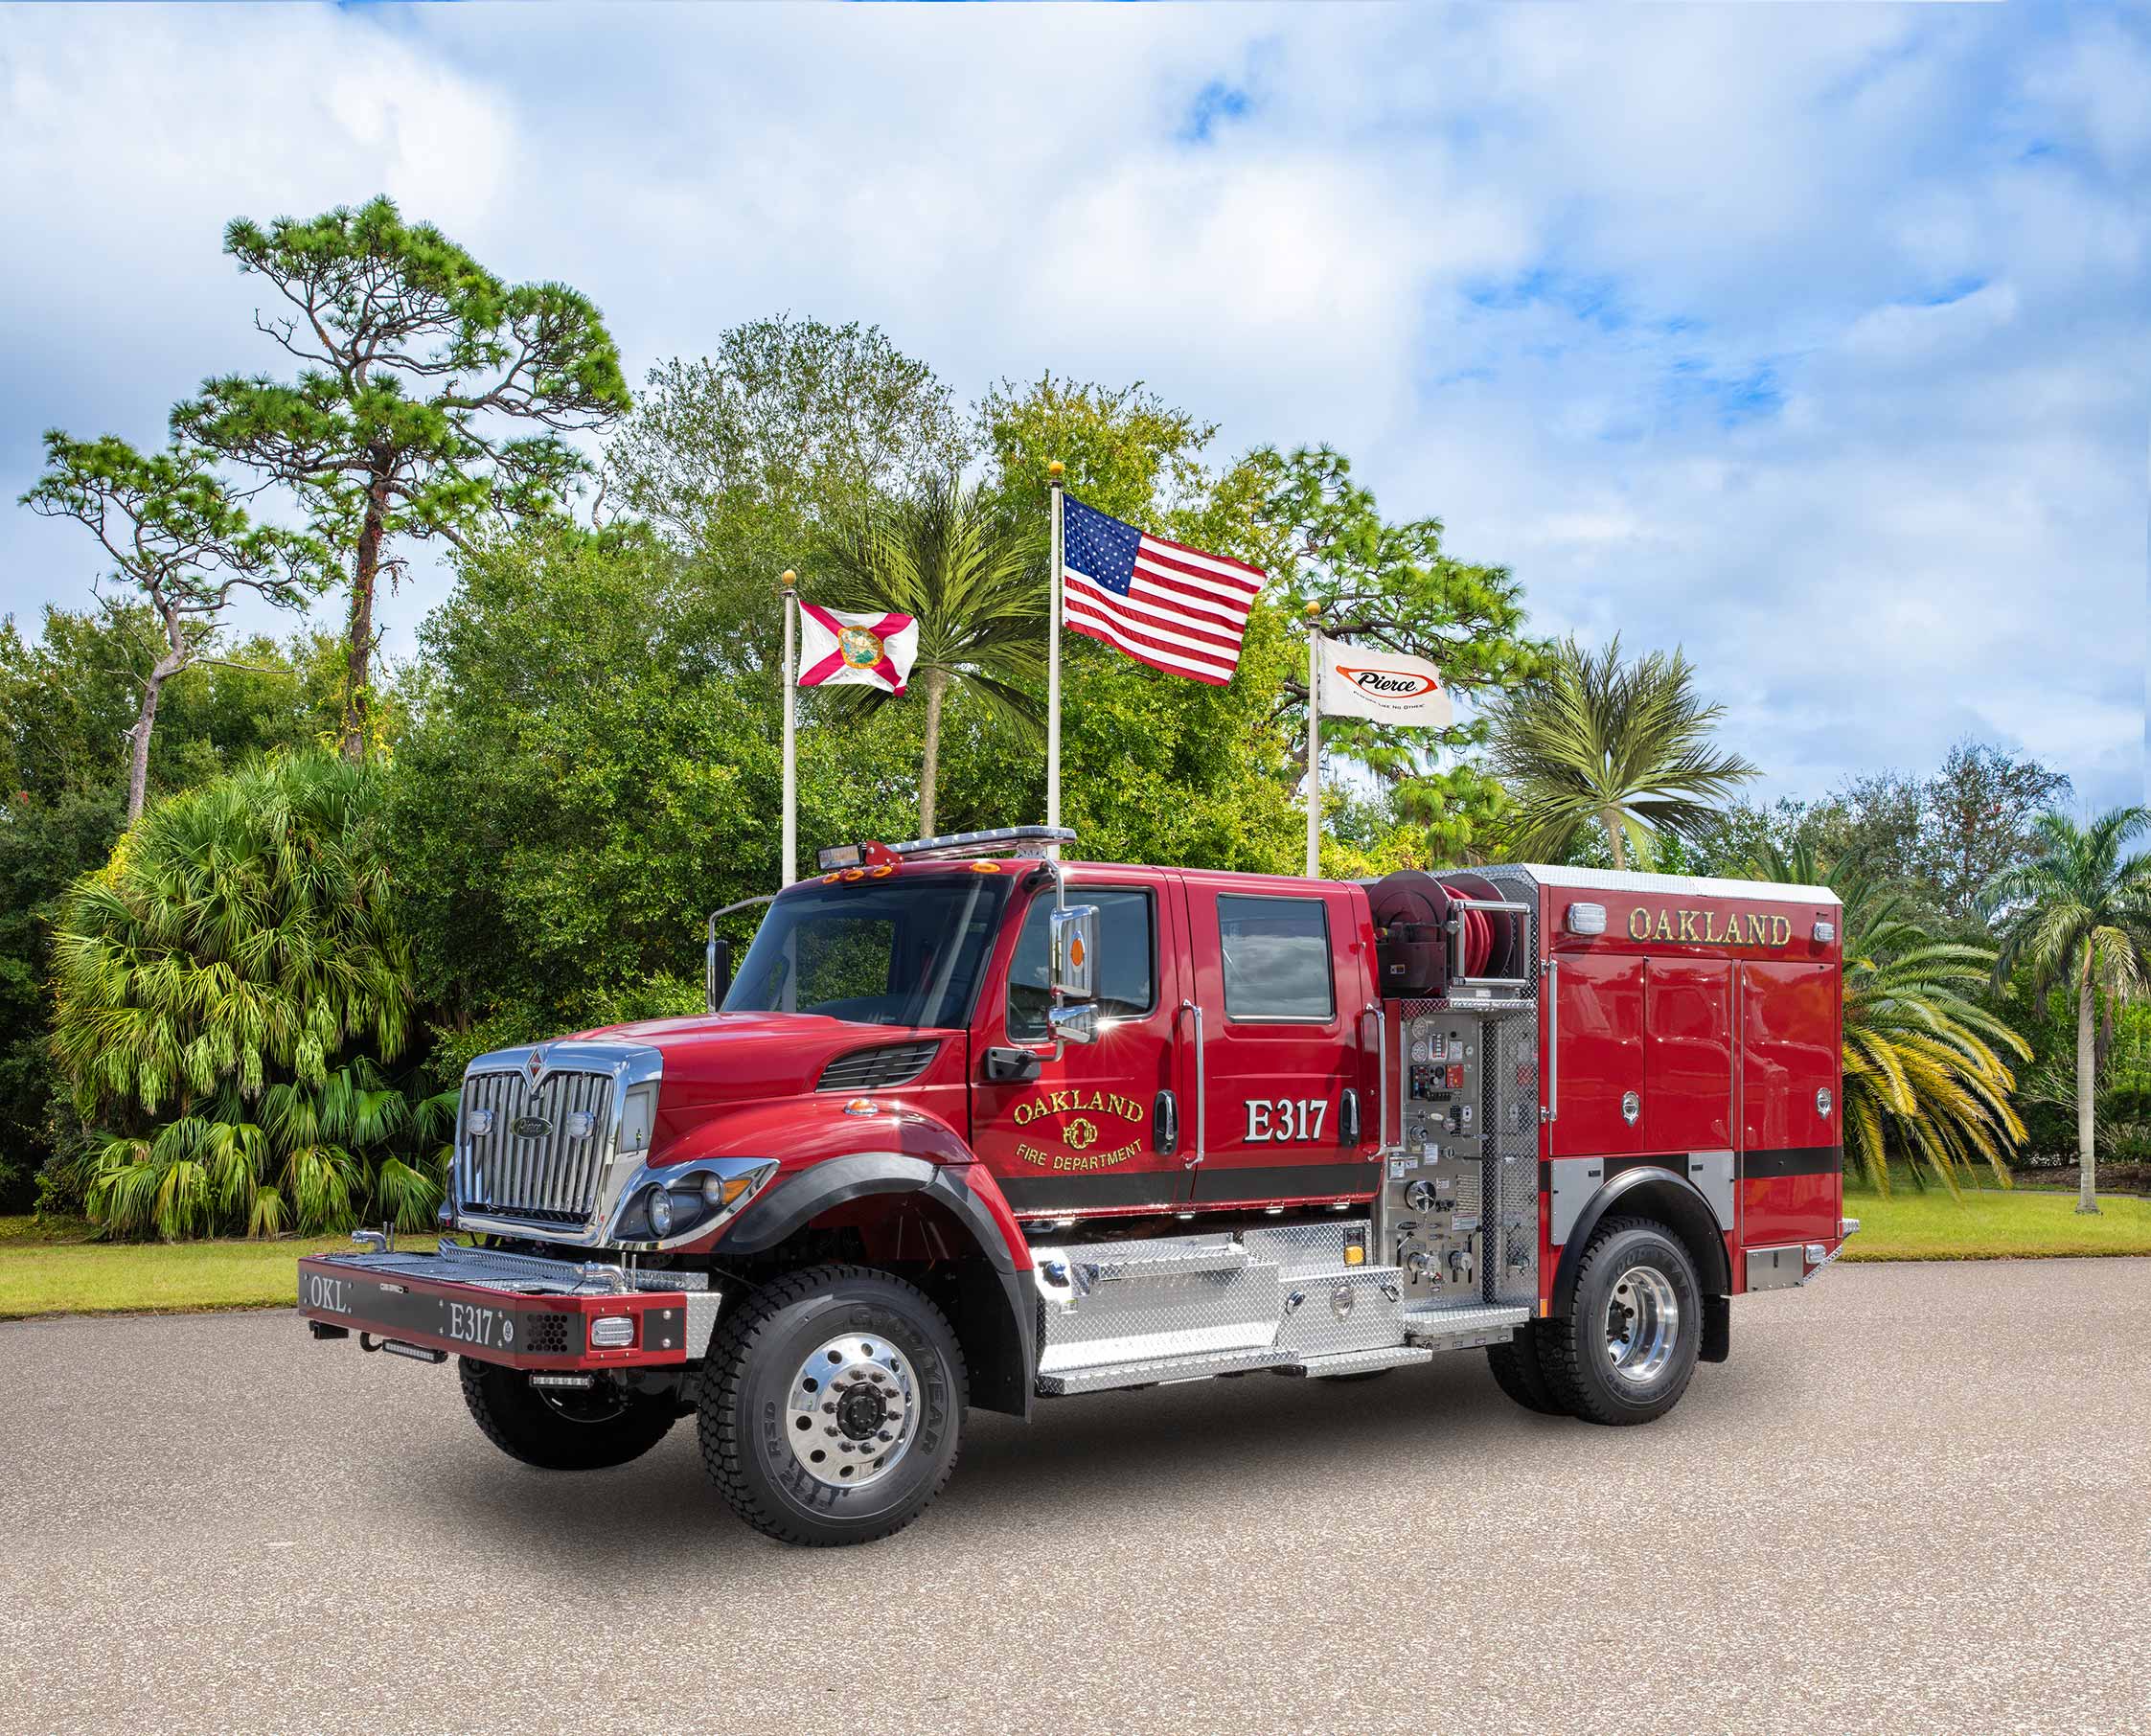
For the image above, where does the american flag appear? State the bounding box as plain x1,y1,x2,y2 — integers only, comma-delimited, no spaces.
1061,494,1264,685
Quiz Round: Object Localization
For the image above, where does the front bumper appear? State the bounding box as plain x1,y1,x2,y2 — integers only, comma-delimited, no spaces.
298,1240,721,1370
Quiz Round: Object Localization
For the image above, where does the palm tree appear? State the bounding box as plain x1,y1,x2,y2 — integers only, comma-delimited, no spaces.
818,477,1045,835
1486,634,1756,869
1983,809,2151,1214
51,750,446,1239
1754,840,2027,1194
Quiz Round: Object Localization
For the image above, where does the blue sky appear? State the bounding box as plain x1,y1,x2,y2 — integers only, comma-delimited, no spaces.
3,3,2145,811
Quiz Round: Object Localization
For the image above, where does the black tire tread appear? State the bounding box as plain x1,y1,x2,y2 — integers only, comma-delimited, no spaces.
1536,1215,1698,1427
698,1263,967,1547
458,1357,676,1470
1486,1325,1567,1416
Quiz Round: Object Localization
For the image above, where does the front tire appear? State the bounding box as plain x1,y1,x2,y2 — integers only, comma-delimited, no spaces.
1537,1217,1702,1426
698,1264,967,1546
459,1359,678,1470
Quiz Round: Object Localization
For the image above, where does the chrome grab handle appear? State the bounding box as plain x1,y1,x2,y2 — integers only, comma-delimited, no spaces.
1549,960,1560,1122
1178,999,1205,1168
1361,1002,1386,1149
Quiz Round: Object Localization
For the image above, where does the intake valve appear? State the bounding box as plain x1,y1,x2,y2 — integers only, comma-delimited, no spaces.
1449,1248,1475,1285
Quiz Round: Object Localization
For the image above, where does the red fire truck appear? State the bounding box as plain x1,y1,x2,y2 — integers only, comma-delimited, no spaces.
299,825,1855,1546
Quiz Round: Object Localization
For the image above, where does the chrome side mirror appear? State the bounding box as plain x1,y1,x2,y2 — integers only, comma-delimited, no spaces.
1049,1003,1099,1045
1049,903,1098,1003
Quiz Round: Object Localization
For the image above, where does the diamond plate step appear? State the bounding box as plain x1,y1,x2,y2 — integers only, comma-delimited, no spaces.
1289,1345,1434,1379
1035,1344,1297,1397
1401,1301,1531,1352
1037,1233,1250,1285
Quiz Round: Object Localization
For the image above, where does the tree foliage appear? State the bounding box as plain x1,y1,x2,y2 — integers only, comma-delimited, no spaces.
20,431,325,821
1984,808,2151,1213
50,752,438,1238
1247,445,1542,860
1754,840,2027,1195
606,319,968,690
816,477,1045,834
1486,633,1757,869
175,196,631,759
387,525,929,1068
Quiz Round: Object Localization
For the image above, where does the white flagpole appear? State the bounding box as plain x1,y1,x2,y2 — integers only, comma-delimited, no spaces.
781,569,797,887
1305,606,1322,879
1046,460,1064,849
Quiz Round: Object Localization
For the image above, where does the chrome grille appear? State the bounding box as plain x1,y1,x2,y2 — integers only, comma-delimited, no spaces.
817,1039,942,1092
457,1069,616,1228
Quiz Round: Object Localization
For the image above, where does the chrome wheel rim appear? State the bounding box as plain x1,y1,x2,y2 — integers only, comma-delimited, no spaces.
1604,1264,1680,1386
784,1333,918,1489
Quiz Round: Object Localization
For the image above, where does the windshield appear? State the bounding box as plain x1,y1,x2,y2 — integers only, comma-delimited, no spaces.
721,874,1012,1028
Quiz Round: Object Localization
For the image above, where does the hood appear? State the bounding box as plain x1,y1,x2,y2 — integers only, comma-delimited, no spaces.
567,1011,961,1110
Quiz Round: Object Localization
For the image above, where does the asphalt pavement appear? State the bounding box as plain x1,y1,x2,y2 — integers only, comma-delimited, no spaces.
2,1258,2146,1736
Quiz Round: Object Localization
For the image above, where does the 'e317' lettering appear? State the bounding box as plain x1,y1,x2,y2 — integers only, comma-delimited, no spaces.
1245,1098,1329,1143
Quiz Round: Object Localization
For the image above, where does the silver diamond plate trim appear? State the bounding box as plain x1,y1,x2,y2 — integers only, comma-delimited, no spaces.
1274,1267,1410,1357
1293,1345,1435,1378
1401,1301,1532,1350
684,1291,722,1358
1035,1344,1297,1396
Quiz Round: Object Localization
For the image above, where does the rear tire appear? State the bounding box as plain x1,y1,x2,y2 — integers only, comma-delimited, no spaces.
1537,1217,1701,1427
698,1264,966,1547
1486,1324,1567,1416
459,1359,677,1470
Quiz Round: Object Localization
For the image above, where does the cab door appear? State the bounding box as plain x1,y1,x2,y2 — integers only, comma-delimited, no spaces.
969,869,1189,1217
1178,873,1382,1208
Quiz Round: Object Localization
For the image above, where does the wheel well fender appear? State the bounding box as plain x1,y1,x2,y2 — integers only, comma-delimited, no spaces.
1553,1165,1732,1328
718,1154,1037,1420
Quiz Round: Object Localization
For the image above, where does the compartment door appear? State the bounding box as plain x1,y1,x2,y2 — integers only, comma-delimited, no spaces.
1548,952,1646,1159
1739,960,1842,1246
1644,958,1733,1152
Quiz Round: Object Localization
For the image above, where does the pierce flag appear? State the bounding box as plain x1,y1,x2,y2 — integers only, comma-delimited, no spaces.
1316,632,1453,728
797,605,919,695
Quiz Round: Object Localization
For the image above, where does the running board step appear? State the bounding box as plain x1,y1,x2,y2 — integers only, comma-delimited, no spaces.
1401,1302,1532,1352
1290,1345,1435,1379
1035,1344,1297,1396
1036,1233,1249,1288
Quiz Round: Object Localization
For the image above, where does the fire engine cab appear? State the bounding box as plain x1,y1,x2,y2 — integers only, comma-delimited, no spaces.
299,825,1855,1546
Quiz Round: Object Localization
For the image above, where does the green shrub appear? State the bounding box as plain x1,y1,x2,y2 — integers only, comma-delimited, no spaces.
50,752,446,1239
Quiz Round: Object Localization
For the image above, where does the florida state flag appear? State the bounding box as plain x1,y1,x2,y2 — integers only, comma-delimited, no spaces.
796,605,919,695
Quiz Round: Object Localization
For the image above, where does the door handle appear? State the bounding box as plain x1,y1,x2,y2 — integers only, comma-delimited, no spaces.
1176,999,1205,1168
1339,1087,1361,1146
982,1046,1042,1084
1154,1089,1178,1158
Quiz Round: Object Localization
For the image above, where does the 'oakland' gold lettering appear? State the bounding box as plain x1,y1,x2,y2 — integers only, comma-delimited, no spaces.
1620,906,1799,949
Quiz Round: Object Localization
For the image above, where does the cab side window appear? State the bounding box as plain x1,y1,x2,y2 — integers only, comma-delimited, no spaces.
1006,889,1156,1040
1218,894,1334,1021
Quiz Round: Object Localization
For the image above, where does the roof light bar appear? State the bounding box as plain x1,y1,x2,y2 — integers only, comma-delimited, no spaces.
817,826,1075,872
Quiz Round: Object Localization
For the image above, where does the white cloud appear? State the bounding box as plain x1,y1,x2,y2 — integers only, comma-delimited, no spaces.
1,1,2143,813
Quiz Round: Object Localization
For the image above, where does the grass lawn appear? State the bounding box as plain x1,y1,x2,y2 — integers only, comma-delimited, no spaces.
0,1216,446,1320
6,1181,2151,1321
1842,1183,2151,1262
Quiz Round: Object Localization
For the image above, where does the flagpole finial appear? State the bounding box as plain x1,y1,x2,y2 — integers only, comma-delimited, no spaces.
781,569,796,589
1047,460,1064,481
1303,603,1320,621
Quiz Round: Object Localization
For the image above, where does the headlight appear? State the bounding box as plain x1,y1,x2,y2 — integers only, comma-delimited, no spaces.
645,1184,675,1238
590,1315,635,1350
